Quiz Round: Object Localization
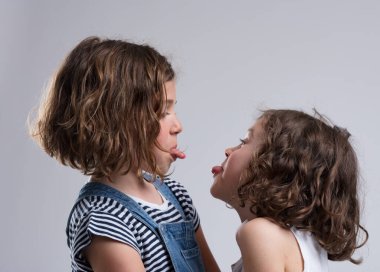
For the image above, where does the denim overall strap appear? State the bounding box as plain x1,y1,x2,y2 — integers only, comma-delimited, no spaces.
157,220,206,271
67,180,205,271
67,182,160,237
153,180,187,219
143,173,206,271
142,172,186,219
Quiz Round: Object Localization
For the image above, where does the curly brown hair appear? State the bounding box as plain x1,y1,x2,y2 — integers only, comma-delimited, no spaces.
30,36,175,179
237,109,368,264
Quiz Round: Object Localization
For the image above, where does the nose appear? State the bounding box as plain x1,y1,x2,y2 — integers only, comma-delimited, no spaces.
171,115,183,135
225,145,240,157
225,147,233,157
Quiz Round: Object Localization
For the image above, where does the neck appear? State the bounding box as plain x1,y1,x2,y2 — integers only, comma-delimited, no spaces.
91,170,163,204
92,170,140,190
232,202,257,223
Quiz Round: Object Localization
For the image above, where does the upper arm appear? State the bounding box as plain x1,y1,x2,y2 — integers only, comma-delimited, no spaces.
236,218,286,272
195,226,220,272
84,235,145,272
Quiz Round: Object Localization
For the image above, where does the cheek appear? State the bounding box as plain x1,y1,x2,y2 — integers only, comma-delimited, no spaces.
155,132,165,148
156,126,169,148
223,156,245,183
223,154,252,189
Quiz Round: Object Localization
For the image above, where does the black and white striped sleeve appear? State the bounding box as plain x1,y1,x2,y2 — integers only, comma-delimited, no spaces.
69,196,140,262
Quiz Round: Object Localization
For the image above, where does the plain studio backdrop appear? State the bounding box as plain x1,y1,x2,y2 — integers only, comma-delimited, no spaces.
1,1,379,271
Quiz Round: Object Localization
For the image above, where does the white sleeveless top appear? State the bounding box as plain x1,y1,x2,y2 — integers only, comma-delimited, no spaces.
231,228,328,272
290,228,329,272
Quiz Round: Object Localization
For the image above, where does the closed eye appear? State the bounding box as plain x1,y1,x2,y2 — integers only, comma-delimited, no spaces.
239,138,247,145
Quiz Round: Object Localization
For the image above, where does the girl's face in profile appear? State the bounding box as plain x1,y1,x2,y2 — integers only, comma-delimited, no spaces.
153,81,183,174
210,118,265,205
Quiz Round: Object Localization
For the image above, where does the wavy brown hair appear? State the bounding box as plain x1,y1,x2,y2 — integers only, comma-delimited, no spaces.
237,109,368,264
30,36,175,179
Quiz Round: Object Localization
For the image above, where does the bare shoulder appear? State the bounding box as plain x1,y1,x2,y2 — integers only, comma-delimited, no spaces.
236,217,287,245
236,218,289,271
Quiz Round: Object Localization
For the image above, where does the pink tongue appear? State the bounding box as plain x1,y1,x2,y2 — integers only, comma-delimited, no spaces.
212,166,223,175
171,149,186,159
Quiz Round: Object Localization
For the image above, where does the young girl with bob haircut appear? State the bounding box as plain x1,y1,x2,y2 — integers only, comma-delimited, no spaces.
31,36,219,272
211,109,368,272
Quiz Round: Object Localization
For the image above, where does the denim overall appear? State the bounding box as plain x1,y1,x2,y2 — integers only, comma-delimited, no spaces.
67,177,205,272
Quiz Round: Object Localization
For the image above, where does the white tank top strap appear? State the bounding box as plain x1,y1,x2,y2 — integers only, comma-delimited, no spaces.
290,228,329,272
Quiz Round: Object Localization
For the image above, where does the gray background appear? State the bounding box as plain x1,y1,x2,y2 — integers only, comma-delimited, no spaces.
1,0,379,271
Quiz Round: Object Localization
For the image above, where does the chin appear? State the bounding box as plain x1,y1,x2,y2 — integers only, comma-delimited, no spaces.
210,184,221,199
158,164,171,176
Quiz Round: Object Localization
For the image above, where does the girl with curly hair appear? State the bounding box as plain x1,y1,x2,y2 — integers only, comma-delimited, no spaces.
211,109,368,272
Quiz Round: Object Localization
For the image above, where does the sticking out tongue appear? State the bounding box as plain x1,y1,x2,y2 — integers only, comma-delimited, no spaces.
212,166,223,175
171,148,186,159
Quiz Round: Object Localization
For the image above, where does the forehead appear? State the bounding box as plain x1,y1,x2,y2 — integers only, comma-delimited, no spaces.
248,118,265,138
164,81,176,100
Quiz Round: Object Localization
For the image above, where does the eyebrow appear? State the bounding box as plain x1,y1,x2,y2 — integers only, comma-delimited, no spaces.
248,128,254,138
166,99,177,106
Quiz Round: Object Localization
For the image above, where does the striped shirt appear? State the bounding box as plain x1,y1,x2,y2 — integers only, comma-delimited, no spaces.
66,178,200,272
